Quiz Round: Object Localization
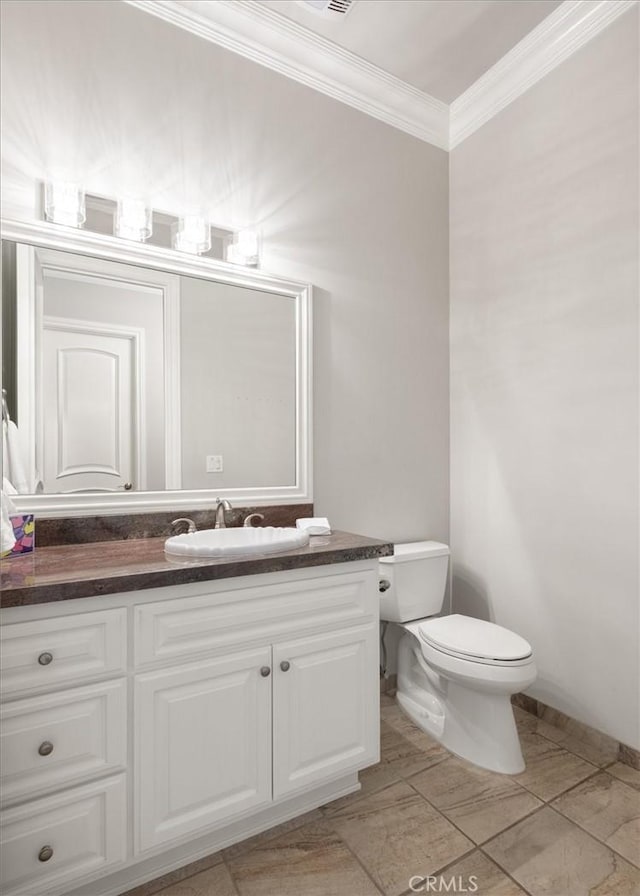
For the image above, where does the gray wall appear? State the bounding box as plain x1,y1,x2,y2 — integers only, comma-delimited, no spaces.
450,11,639,748
0,0,450,544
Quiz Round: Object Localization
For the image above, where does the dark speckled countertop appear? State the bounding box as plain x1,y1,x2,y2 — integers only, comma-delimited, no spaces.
0,531,393,608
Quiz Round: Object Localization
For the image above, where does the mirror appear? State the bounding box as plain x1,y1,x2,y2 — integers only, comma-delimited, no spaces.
1,221,311,516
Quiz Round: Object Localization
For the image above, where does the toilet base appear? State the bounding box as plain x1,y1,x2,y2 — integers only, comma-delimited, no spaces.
397,632,527,774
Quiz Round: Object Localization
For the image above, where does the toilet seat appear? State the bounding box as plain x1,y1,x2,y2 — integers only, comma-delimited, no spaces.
418,614,532,666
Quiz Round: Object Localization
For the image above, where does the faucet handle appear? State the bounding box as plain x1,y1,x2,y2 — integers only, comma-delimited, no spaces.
243,513,265,528
171,517,197,534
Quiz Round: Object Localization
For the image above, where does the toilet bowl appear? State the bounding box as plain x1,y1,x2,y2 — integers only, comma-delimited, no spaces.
380,543,536,774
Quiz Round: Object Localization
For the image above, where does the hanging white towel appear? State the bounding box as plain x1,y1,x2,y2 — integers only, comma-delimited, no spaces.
1,487,17,555
2,419,30,494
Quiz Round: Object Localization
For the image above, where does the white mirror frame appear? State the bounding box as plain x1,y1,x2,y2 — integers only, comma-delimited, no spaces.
1,218,313,517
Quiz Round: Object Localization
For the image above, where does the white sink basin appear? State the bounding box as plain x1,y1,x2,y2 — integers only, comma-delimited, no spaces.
164,526,310,559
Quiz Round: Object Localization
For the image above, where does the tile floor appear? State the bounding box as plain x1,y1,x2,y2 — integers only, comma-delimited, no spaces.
137,696,640,896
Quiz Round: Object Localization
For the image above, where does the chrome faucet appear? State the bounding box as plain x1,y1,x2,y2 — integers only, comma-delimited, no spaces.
214,499,232,529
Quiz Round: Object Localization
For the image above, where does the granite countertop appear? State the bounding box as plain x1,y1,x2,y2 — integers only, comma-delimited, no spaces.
0,530,393,607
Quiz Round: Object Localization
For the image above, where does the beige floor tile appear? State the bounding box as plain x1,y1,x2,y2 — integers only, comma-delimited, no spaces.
553,772,640,867
325,722,449,812
158,862,238,896
382,720,449,771
440,850,529,895
226,818,382,896
410,756,543,844
121,854,224,896
513,707,539,734
378,720,450,776
484,806,640,896
514,707,619,768
515,732,597,801
541,707,619,759
329,780,473,896
222,809,323,860
380,701,451,756
608,762,640,793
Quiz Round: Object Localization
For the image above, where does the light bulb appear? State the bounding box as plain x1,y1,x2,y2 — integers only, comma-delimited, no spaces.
44,181,86,227
173,215,211,255
115,198,152,241
226,229,260,266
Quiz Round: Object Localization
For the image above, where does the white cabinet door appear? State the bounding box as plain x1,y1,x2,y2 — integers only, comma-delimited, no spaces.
273,625,379,799
135,647,272,852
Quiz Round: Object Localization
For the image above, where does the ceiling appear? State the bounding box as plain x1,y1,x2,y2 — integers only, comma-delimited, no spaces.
133,0,631,149
253,0,562,103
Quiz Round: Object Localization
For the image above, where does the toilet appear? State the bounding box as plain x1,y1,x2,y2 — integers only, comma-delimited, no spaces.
379,542,536,774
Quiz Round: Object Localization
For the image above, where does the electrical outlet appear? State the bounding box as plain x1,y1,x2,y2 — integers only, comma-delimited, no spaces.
206,455,223,473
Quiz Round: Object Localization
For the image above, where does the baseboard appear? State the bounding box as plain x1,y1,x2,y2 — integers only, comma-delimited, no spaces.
512,693,640,770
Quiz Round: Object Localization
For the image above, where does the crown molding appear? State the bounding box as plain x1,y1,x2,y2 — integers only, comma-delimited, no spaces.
125,0,637,153
449,0,637,148
124,0,449,150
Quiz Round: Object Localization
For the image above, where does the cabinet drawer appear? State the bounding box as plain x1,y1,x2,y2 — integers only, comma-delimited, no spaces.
1,679,127,806
0,773,127,896
135,569,376,666
0,608,126,698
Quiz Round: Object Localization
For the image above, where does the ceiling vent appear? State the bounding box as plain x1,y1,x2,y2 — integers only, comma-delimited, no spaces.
296,0,357,18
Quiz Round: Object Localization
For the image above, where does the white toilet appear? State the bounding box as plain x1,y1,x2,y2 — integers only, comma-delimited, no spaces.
380,541,536,774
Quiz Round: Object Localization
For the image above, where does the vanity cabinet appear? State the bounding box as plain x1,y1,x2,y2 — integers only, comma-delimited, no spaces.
0,609,128,896
0,559,380,896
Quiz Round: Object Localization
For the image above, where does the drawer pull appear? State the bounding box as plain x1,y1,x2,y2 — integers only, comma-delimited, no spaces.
38,845,54,863
260,666,271,677
280,661,290,672
38,741,54,757
37,652,53,666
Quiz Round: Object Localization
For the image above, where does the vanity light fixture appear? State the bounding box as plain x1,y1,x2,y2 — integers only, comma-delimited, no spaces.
226,229,260,267
115,198,152,242
43,181,86,227
173,215,212,255
41,184,261,264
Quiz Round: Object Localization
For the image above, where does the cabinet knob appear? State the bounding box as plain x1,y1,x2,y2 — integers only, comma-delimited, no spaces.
280,661,290,672
38,741,54,757
379,579,391,593
38,846,54,863
260,666,271,677
37,652,53,666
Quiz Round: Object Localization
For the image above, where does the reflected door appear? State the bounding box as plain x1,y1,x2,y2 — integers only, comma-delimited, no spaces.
42,321,141,492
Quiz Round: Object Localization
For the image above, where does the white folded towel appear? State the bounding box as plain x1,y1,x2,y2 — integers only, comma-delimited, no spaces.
1,488,17,555
296,517,332,536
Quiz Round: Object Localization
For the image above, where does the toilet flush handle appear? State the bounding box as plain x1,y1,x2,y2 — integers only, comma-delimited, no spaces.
379,579,391,592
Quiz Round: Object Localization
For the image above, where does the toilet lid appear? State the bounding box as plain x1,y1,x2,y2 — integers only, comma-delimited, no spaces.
418,615,532,662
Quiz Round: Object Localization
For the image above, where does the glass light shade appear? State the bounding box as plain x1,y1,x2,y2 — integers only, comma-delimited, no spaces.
226,229,260,266
44,181,86,227
173,215,211,255
115,198,152,241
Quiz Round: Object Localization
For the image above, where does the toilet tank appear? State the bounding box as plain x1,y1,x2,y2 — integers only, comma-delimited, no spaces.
379,541,450,623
